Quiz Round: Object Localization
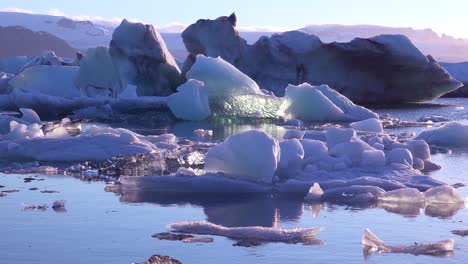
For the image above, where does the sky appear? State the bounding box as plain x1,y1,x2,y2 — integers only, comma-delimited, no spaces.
1,0,468,38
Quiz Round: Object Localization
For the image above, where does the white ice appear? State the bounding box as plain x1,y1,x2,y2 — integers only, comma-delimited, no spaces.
169,221,325,243
9,65,80,98
350,118,383,133
204,130,280,184
378,188,425,203
424,185,465,204
416,122,468,147
186,55,263,97
167,79,211,121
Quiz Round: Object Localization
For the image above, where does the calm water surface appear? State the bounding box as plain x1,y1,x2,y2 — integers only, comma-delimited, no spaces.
1,98,468,264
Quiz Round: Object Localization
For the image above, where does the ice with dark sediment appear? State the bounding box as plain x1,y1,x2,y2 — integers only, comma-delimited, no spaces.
362,228,454,256
168,221,325,244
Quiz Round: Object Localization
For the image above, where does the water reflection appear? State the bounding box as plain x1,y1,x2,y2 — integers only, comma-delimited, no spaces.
171,119,286,142
111,188,463,228
117,190,303,227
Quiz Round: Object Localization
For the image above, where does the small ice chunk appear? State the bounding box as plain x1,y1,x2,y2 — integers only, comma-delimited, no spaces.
387,148,413,167
52,200,65,209
350,118,383,133
329,139,374,166
283,129,305,140
408,140,430,161
301,139,328,161
167,79,211,121
19,108,41,124
362,228,454,256
194,129,213,138
416,122,468,146
278,83,378,121
176,167,196,176
278,139,304,175
361,150,386,167
304,183,324,202
412,158,425,170
378,188,425,203
425,185,464,204
204,130,280,184
325,127,356,148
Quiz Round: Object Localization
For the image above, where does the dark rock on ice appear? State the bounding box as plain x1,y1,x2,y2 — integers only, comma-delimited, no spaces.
144,254,182,264
152,232,193,241
451,230,468,237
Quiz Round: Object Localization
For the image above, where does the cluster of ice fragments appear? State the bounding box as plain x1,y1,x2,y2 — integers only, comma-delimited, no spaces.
0,108,180,162
120,122,465,205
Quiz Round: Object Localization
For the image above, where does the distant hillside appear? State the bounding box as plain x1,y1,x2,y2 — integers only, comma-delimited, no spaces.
0,25,77,58
300,24,468,62
2,12,468,63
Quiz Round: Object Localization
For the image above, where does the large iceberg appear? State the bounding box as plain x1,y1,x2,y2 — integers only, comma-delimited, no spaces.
75,46,123,98
109,19,183,96
181,14,462,103
9,65,80,98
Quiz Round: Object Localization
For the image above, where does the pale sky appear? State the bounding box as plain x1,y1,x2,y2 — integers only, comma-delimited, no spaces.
1,0,468,38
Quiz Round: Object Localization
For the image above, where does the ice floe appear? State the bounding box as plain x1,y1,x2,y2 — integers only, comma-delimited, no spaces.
168,221,325,244
416,121,468,147
362,228,454,256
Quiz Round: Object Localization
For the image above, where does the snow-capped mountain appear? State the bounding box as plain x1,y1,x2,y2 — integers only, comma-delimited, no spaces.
300,24,468,62
1,12,468,62
0,11,113,49
0,25,77,58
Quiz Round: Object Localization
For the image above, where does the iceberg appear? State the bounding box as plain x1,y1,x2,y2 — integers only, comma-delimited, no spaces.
424,185,465,204
167,79,211,121
109,19,183,96
9,65,80,98
183,55,282,119
182,14,462,103
75,46,123,98
378,188,425,203
204,130,280,184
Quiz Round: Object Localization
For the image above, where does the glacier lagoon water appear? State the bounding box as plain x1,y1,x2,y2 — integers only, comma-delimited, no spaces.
1,98,468,264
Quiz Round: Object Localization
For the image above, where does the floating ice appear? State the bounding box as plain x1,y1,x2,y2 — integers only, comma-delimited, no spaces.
185,55,282,118
75,46,123,98
169,221,325,243
325,127,356,149
304,183,324,202
19,108,41,124
361,150,386,167
424,185,465,204
204,130,280,184
283,129,305,140
362,228,454,256
416,122,468,147
0,126,156,162
350,118,383,133
300,139,328,162
329,139,374,166
167,79,211,121
278,139,304,176
186,55,263,97
321,185,386,204
378,188,425,203
387,148,413,167
9,65,80,98
109,19,182,96
0,72,13,94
